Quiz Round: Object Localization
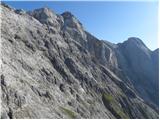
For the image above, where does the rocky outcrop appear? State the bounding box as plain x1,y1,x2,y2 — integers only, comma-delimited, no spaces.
1,3,159,119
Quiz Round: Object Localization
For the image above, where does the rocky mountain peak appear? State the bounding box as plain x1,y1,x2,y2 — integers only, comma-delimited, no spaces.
29,7,56,19
1,3,159,119
124,37,146,47
61,11,74,19
28,7,59,27
119,37,151,56
61,11,83,30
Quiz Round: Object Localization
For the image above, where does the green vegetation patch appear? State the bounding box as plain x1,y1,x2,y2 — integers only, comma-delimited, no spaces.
102,93,128,119
102,93,114,104
60,106,76,119
116,110,128,119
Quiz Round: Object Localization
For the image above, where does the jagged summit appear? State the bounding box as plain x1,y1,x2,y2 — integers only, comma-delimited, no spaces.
26,5,84,34
28,7,57,24
61,11,84,30
61,11,75,19
29,7,56,16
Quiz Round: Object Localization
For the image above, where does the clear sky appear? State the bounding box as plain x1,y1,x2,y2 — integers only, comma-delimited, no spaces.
3,1,158,50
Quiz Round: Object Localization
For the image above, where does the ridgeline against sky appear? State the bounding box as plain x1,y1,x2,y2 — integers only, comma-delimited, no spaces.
3,1,158,50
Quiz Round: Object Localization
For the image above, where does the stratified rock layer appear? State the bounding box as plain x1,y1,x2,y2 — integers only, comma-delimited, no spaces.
1,3,159,119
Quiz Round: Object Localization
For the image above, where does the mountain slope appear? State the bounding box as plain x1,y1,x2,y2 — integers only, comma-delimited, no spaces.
115,37,159,107
1,3,159,119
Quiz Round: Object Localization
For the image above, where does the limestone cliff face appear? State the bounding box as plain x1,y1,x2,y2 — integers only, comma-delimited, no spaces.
1,3,159,119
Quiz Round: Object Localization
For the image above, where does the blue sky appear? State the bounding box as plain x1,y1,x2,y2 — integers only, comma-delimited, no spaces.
3,1,158,50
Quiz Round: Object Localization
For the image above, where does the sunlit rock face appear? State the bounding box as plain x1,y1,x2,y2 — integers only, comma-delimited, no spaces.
1,3,159,119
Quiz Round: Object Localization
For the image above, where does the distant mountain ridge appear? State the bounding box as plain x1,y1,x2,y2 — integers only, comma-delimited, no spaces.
1,3,159,119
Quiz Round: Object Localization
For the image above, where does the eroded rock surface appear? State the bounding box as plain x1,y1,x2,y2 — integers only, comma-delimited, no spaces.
1,3,159,119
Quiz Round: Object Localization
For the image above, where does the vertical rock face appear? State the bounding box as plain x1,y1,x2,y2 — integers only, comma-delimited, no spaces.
1,3,159,119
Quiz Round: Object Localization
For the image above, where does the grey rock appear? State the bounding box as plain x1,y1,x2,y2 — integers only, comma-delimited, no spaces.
116,37,159,106
15,9,26,15
1,3,158,119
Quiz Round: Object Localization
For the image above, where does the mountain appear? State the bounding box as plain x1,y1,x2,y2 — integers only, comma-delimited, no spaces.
116,37,159,106
1,3,159,119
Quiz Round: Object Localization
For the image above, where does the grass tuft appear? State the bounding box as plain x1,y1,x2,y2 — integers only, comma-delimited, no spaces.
102,93,113,104
60,106,76,119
